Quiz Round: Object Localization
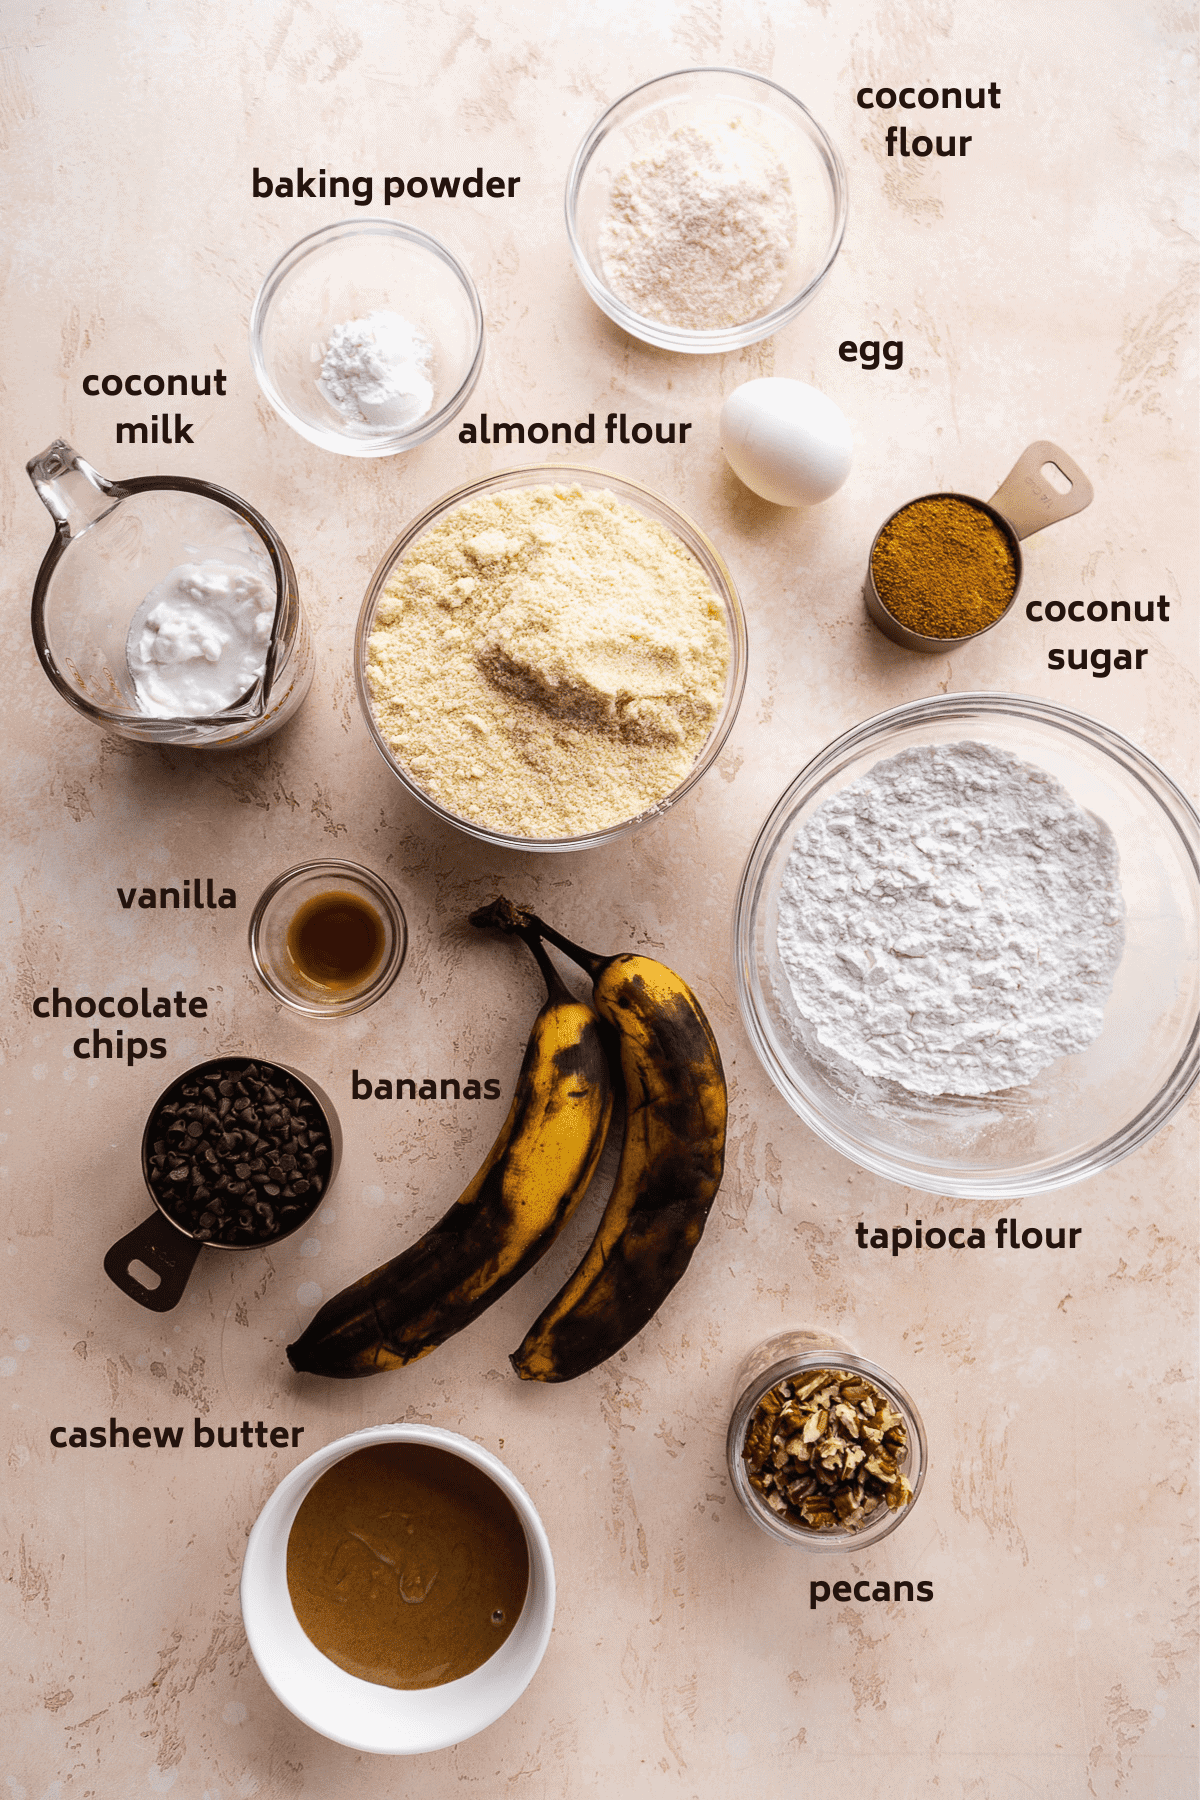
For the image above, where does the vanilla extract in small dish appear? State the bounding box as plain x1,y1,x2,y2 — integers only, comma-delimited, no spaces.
249,861,407,1018
286,1443,529,1689
286,889,385,991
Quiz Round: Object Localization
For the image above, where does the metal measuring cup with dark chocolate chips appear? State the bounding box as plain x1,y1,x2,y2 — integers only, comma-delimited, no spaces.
104,1058,341,1313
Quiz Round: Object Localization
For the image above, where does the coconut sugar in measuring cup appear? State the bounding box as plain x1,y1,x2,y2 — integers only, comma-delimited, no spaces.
27,440,314,746
864,440,1094,653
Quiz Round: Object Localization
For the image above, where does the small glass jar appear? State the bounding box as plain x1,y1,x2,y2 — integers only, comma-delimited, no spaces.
249,860,407,1017
727,1330,927,1552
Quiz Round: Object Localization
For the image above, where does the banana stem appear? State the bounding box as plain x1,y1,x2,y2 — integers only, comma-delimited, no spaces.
518,913,608,981
469,897,576,1000
521,926,573,1003
469,896,609,981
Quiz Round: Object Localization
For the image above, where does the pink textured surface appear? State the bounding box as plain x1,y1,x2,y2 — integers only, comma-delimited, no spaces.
1,2,1195,1795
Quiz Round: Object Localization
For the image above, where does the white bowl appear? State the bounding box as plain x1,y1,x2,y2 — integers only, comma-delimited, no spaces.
240,1424,555,1754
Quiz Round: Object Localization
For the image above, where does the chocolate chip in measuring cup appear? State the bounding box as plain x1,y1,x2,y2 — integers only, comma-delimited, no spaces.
146,1060,332,1246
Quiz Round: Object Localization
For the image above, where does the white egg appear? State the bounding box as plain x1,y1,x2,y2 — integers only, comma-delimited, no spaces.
719,377,853,507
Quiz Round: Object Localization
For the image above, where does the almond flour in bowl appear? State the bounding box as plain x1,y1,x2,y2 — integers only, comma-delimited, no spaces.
356,468,746,849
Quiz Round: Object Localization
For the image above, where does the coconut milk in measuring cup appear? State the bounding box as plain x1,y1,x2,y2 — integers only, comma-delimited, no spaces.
27,440,313,747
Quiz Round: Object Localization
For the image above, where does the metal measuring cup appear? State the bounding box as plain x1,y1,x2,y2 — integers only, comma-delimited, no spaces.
103,1056,342,1313
864,440,1094,653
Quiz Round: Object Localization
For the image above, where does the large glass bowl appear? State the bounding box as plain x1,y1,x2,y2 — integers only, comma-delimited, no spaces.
353,464,748,852
565,67,847,354
734,694,1200,1197
249,219,484,457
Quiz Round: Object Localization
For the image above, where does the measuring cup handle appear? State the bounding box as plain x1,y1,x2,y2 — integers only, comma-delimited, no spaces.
104,1212,202,1312
988,441,1094,541
26,439,121,540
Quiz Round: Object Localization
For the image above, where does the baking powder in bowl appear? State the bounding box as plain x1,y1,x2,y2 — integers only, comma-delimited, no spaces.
318,310,433,430
775,741,1125,1097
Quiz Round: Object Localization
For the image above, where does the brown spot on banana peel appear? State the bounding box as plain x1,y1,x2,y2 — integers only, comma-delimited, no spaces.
287,967,611,1379
511,951,727,1384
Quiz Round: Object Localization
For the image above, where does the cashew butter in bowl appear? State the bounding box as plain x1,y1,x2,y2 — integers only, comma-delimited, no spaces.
241,1424,555,1753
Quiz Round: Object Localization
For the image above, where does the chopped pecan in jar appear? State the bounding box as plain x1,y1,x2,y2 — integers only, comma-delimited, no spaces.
742,1369,913,1533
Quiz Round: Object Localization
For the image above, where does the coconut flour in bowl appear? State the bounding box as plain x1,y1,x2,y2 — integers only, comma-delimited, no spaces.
599,118,797,330
775,741,1125,1098
364,482,731,840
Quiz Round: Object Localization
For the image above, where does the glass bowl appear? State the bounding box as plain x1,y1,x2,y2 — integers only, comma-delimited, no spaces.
249,220,485,457
734,693,1200,1197
249,860,407,1017
565,67,847,354
727,1331,927,1552
241,1423,555,1755
353,463,748,852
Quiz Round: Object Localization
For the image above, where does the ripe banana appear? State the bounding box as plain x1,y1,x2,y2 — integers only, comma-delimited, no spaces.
287,924,611,1378
472,899,727,1383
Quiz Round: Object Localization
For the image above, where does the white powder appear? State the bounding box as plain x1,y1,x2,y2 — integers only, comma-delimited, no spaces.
775,742,1126,1097
318,310,434,430
599,120,797,330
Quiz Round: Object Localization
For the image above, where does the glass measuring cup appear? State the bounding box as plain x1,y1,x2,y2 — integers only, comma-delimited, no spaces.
27,440,314,746
103,1057,342,1312
864,440,1094,652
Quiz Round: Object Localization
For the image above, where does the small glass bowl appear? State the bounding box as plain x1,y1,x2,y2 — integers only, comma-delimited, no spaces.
565,67,847,354
727,1331,927,1552
734,693,1200,1197
249,219,485,457
249,861,407,1017
353,463,748,853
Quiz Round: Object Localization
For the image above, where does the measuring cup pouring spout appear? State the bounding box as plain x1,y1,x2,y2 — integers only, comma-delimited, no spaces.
26,438,314,748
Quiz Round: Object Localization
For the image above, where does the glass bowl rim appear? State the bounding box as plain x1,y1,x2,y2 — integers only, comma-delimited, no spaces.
564,64,849,355
352,461,749,852
733,690,1200,1197
727,1348,927,1551
248,216,486,457
248,857,408,1017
